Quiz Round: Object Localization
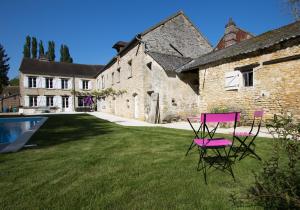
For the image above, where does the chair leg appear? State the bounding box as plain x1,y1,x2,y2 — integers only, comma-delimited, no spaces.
185,140,195,156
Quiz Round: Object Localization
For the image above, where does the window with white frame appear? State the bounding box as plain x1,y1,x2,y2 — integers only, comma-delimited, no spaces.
241,69,253,87
61,78,69,89
117,68,120,83
82,80,89,90
46,96,54,107
45,77,53,89
28,77,37,88
29,95,37,107
62,96,69,108
101,75,105,89
128,60,132,78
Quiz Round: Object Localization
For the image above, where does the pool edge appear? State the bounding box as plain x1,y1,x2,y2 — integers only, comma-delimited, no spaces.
0,117,48,153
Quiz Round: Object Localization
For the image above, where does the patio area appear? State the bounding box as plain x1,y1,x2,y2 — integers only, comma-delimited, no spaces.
0,114,273,209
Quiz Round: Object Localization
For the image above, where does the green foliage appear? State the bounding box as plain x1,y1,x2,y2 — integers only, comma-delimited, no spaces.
0,44,10,92
72,88,127,98
9,77,19,86
38,40,45,58
31,37,37,59
238,113,300,209
210,106,229,113
23,35,31,58
46,41,55,61
60,44,73,63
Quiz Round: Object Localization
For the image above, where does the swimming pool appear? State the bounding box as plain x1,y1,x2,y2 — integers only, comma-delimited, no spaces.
0,117,47,153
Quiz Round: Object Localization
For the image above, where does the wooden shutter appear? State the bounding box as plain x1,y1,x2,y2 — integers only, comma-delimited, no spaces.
225,71,241,90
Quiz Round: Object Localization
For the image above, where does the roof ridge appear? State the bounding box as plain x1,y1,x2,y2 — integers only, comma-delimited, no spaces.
22,58,104,67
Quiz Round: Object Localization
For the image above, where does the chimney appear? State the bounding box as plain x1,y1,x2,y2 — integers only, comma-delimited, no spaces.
224,18,238,48
112,41,128,53
39,55,49,62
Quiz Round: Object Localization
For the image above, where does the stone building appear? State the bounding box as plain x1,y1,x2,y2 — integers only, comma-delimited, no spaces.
95,11,212,123
19,58,104,114
179,20,300,122
0,86,20,112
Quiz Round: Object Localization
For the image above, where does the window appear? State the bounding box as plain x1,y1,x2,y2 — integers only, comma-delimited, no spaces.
112,72,115,85
45,77,53,89
46,96,54,107
61,79,68,89
242,69,253,87
128,59,132,78
78,96,85,107
29,96,37,107
28,77,37,88
62,96,69,108
82,80,89,90
101,75,105,89
117,68,120,83
146,62,152,70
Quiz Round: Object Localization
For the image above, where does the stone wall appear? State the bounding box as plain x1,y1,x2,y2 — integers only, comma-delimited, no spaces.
96,44,146,120
198,44,300,123
142,13,212,58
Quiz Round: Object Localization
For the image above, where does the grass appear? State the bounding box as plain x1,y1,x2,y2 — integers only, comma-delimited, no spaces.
0,114,274,209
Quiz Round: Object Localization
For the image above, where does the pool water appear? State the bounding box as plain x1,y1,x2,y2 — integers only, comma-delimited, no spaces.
0,117,42,144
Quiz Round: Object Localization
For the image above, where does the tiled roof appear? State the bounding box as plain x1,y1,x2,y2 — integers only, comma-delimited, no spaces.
180,20,300,72
19,58,104,78
147,51,192,72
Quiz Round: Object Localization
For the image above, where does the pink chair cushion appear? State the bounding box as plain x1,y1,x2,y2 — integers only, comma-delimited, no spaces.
235,132,254,137
194,138,232,148
254,110,264,117
200,112,240,123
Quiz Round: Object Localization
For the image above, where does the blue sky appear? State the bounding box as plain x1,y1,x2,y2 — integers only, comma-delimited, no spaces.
1,0,295,79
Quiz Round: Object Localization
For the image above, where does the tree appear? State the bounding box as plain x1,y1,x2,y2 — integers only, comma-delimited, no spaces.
23,35,31,58
38,40,45,58
60,44,73,63
9,77,19,86
288,0,300,20
46,41,55,61
0,44,10,92
31,37,37,59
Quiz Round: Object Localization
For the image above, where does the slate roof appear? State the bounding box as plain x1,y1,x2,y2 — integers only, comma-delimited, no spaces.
0,86,19,98
180,20,300,72
147,51,192,72
19,58,104,78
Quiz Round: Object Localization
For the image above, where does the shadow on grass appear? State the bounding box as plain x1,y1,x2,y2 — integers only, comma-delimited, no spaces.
28,114,115,148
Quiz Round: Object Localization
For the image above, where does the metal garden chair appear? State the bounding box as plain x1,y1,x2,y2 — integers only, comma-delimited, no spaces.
194,112,240,184
234,110,263,161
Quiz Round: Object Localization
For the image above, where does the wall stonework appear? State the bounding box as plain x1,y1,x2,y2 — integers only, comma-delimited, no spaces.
142,14,212,58
198,45,300,123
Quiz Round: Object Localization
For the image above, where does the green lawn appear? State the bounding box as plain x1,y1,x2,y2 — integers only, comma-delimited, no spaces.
0,114,273,209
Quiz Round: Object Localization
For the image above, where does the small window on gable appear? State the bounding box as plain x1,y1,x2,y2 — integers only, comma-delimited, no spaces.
146,62,152,70
112,72,115,85
117,68,120,83
128,59,132,78
241,69,253,87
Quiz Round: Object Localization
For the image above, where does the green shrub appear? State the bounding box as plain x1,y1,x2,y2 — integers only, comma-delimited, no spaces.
233,113,300,209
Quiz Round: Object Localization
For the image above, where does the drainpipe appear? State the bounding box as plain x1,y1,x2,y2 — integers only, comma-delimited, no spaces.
73,75,76,112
